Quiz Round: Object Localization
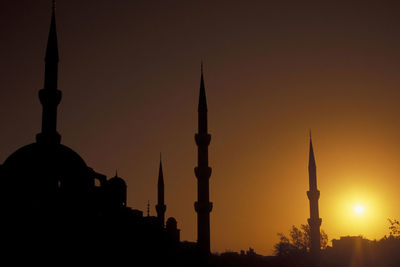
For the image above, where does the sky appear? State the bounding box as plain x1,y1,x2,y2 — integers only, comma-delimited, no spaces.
1,0,400,255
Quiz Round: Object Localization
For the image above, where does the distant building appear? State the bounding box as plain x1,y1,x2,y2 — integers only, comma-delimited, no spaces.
323,236,376,267
331,236,372,253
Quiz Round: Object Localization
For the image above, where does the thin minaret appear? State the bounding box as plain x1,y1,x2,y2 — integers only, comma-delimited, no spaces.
194,63,213,254
307,131,322,259
156,154,166,227
36,0,62,144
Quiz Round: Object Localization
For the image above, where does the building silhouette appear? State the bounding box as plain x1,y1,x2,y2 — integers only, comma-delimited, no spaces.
194,63,213,254
307,132,322,260
0,4,213,265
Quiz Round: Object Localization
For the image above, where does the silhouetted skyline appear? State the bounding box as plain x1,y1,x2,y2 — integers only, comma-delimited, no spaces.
0,5,196,265
2,1,400,255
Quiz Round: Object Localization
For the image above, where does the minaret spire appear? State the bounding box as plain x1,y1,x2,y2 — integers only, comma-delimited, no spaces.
45,2,59,84
198,62,208,119
194,62,213,254
307,131,322,261
309,130,316,173
156,154,166,227
36,1,62,144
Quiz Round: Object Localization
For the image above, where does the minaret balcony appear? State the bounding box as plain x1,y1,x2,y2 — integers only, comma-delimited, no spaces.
39,88,62,106
308,217,322,226
307,190,320,200
195,133,211,146
194,166,212,179
194,201,213,213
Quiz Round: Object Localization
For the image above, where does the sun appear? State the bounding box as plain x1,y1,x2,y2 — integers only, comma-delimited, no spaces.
332,186,388,239
353,204,365,215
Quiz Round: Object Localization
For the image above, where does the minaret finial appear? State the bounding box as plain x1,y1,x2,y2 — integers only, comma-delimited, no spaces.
115,169,118,177
147,200,150,217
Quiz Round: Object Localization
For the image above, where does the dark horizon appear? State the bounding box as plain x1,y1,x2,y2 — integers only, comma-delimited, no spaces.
2,0,400,255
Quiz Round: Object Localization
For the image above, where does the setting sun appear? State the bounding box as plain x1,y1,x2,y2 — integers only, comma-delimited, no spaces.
354,204,365,215
327,183,390,243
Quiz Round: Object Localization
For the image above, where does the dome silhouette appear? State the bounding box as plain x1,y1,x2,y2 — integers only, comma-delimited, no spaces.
166,217,178,229
106,174,127,207
1,142,93,212
107,176,127,188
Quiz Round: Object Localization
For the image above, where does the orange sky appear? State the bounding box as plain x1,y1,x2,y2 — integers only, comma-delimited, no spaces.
1,0,400,255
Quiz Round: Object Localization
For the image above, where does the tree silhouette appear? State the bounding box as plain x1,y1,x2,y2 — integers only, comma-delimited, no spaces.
388,218,400,238
273,224,328,257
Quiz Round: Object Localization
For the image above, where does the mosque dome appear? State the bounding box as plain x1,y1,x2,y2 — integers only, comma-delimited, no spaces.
4,142,87,170
1,142,93,212
107,175,127,188
105,174,127,208
166,217,178,229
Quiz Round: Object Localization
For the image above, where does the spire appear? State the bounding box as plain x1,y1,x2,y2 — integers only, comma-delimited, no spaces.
36,0,62,144
147,200,150,217
158,154,164,186
45,0,59,88
198,62,207,112
309,130,316,168
156,154,166,227
115,169,118,177
45,1,59,69
198,62,208,134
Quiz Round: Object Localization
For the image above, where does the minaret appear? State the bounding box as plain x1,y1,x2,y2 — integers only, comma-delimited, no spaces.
156,154,166,227
194,63,213,254
36,1,62,144
307,131,322,259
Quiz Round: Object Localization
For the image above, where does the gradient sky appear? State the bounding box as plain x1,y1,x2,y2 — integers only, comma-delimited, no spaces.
2,0,400,255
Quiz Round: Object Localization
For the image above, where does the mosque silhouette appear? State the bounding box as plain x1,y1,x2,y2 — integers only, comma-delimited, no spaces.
0,4,213,266
0,3,328,267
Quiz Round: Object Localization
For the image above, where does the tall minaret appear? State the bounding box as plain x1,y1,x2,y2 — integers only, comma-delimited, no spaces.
156,155,166,227
36,1,62,144
194,63,213,254
307,132,322,259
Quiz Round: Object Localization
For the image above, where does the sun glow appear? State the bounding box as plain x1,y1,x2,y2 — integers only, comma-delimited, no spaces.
326,181,391,242
354,204,365,215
